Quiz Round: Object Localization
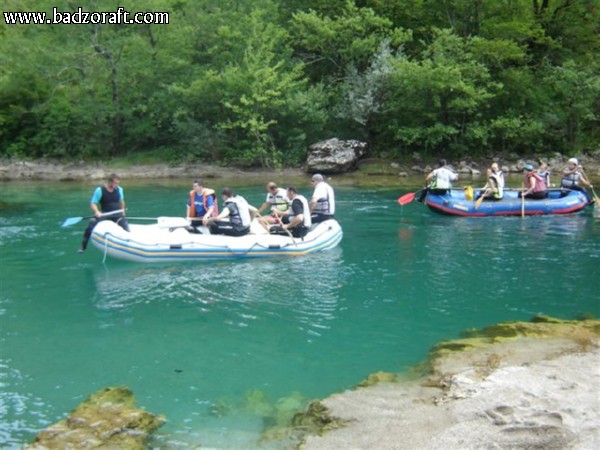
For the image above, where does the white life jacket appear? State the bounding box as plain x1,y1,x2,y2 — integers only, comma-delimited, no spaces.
266,188,290,213
312,182,335,215
489,173,504,199
290,195,312,228
226,196,251,228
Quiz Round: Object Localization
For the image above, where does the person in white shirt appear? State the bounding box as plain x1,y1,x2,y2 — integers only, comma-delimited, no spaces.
418,159,458,201
309,174,335,223
250,182,290,228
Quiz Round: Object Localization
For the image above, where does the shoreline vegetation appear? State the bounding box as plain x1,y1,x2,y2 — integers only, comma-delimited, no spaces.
2,1,598,170
26,316,600,449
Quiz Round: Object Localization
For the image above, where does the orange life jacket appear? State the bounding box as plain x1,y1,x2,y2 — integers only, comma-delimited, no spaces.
188,188,219,217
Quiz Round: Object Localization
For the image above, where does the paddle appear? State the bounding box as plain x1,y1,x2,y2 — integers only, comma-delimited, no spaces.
272,211,297,246
579,167,599,206
474,189,490,210
521,183,526,218
61,209,124,228
255,214,277,232
397,188,424,206
591,187,600,205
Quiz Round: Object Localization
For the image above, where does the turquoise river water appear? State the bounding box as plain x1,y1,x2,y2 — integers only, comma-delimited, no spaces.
1,181,599,448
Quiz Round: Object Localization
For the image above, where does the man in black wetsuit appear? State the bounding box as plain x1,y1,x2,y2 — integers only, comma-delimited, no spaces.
79,174,129,252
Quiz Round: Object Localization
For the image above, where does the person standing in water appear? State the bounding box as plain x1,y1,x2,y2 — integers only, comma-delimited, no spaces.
79,174,129,252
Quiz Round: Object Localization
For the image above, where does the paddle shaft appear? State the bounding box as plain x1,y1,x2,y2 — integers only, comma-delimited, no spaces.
61,209,124,227
126,216,161,221
474,189,490,209
272,211,298,246
521,183,525,218
579,167,599,204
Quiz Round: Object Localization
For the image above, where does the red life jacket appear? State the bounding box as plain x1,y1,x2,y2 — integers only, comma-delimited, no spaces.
188,188,219,217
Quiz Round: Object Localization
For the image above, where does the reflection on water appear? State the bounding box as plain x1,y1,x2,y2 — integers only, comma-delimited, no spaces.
394,211,599,322
92,249,349,338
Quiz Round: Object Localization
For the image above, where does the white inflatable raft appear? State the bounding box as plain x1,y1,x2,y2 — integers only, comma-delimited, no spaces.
91,217,343,262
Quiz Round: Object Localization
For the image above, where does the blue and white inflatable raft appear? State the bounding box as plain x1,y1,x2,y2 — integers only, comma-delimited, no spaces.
425,188,589,217
91,217,343,262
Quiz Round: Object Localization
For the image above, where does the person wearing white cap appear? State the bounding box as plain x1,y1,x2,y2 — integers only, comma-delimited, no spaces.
309,173,335,223
561,158,593,202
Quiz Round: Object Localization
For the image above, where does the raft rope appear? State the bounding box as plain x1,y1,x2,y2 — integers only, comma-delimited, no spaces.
102,233,109,264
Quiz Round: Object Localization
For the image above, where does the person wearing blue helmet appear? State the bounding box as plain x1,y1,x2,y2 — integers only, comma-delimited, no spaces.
519,164,547,199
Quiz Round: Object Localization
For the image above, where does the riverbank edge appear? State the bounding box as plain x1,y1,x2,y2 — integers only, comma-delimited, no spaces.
1,155,599,184
287,316,600,449
20,316,599,448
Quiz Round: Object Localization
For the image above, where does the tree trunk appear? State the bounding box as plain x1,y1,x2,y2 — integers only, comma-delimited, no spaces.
92,25,122,156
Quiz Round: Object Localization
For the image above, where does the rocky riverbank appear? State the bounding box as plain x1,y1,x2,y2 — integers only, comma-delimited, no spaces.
291,316,600,450
1,153,598,183
21,317,599,449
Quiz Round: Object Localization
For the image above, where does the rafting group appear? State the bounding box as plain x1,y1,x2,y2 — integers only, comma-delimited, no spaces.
63,156,596,261
75,173,336,254
400,158,598,217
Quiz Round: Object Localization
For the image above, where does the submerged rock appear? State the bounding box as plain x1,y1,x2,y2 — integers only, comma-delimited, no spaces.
26,386,164,449
290,400,347,435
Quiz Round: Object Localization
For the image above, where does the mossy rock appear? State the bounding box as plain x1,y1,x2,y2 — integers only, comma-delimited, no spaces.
291,401,346,435
26,386,164,450
428,317,600,368
357,371,400,387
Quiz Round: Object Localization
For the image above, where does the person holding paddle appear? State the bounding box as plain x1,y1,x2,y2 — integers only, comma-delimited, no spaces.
474,163,504,207
186,179,218,232
79,174,129,252
270,186,311,238
250,182,290,229
417,159,458,202
561,158,593,203
519,164,547,199
205,188,251,236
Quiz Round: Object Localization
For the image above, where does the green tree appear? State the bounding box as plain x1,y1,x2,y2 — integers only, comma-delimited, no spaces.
176,7,324,167
379,30,501,155
289,1,410,81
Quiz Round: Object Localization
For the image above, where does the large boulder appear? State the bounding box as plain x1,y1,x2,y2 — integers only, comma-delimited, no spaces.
306,138,367,174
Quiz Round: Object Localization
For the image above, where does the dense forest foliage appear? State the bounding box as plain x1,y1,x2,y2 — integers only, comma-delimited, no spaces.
1,0,598,167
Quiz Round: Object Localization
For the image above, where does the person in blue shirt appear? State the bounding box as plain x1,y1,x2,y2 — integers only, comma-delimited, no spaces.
186,179,218,231
79,174,129,252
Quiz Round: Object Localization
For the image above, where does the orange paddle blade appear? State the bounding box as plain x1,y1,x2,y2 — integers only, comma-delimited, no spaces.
398,192,416,206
